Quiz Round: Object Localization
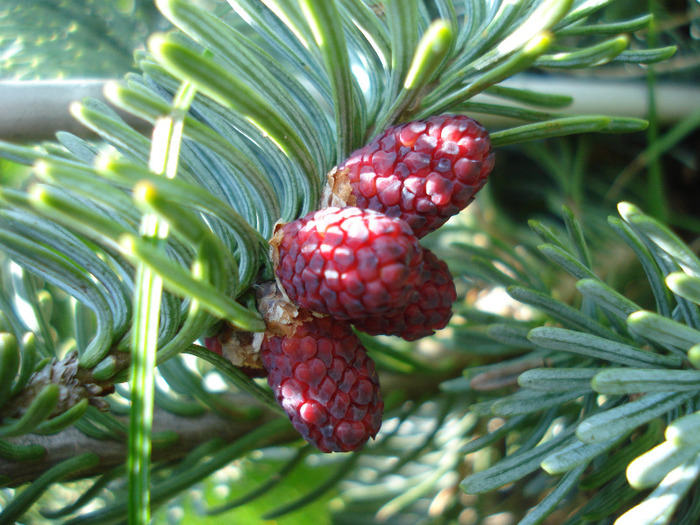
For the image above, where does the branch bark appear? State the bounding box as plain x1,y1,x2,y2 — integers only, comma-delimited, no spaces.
0,349,472,487
0,352,129,421
0,403,287,488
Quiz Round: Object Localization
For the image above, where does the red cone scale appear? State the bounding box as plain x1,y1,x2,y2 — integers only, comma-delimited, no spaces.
273,206,424,320
203,335,223,355
352,249,456,340
261,316,383,452
337,114,494,238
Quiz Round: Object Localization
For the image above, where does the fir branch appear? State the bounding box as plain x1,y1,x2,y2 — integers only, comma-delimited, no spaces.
0,1,696,523
0,405,286,489
0,352,123,422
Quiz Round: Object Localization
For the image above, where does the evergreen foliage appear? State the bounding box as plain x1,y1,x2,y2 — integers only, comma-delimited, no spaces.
0,0,698,523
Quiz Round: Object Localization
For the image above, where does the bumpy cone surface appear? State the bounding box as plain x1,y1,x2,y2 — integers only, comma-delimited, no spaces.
336,114,494,238
273,206,423,319
352,249,456,340
261,316,383,452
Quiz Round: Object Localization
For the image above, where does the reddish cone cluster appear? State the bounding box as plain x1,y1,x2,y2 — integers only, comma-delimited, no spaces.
207,115,492,453
336,114,494,238
273,206,424,320
352,249,456,341
260,316,382,452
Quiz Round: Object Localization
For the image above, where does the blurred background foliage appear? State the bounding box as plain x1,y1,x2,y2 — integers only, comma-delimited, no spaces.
0,1,699,524
0,0,164,80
